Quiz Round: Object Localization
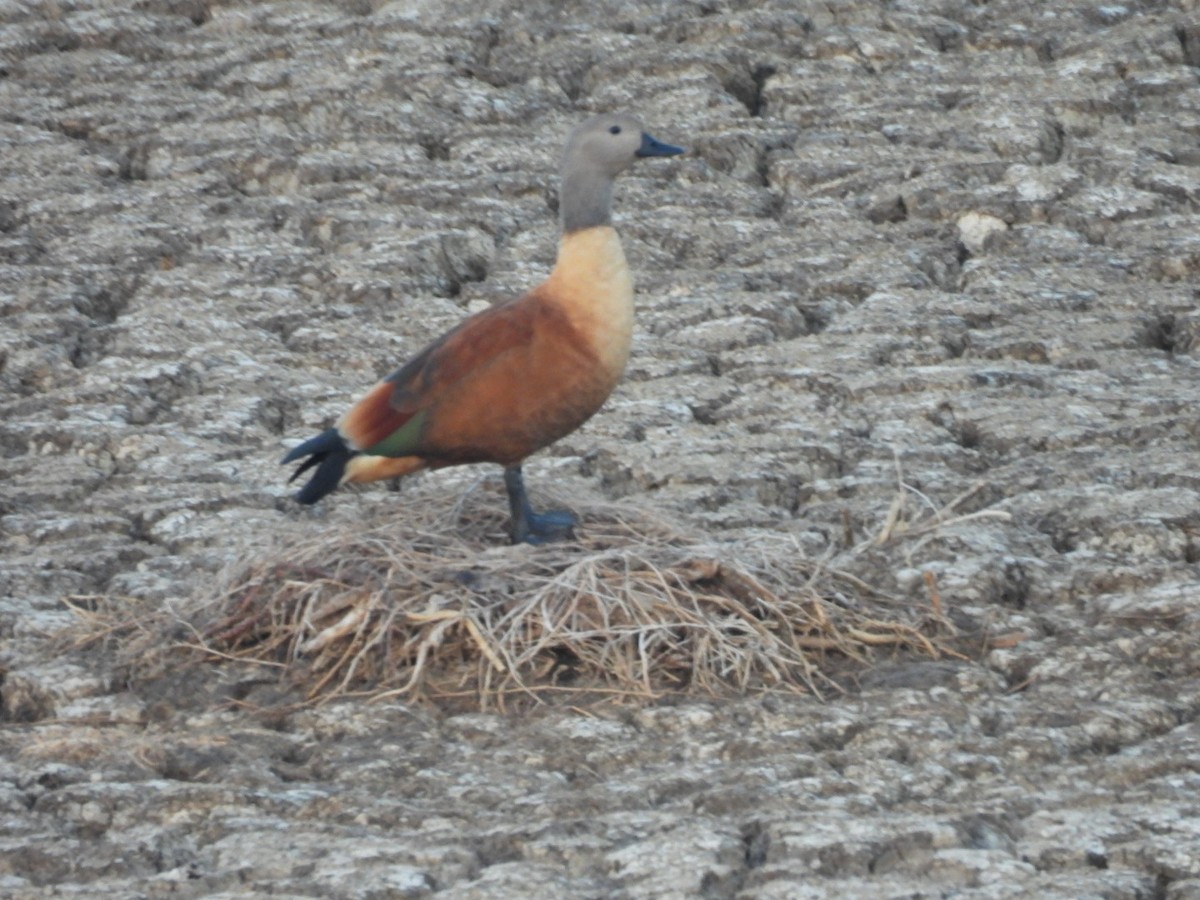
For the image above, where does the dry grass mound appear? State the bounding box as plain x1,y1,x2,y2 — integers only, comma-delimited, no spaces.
76,478,969,711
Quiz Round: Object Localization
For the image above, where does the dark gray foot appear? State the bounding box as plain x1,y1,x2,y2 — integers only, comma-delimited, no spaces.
517,508,577,545
504,465,577,545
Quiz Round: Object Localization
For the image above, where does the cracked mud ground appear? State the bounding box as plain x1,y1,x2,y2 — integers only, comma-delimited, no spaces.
2,0,1200,897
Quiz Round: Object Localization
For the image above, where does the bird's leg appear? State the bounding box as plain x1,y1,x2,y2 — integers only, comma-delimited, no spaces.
503,465,576,545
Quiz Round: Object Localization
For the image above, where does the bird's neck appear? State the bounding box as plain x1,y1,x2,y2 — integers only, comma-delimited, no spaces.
549,226,629,291
559,167,615,233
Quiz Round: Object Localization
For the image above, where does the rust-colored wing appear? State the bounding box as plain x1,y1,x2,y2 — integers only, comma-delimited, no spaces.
337,297,538,458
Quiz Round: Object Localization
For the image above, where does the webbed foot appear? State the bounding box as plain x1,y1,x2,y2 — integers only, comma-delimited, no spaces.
504,465,577,545
514,508,577,545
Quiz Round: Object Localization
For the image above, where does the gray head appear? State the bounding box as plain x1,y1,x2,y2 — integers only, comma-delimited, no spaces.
558,113,684,233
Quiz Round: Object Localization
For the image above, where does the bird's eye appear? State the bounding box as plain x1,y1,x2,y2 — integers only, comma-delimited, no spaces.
609,125,621,134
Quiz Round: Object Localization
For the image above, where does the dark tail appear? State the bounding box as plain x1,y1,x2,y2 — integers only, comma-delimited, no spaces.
282,428,355,505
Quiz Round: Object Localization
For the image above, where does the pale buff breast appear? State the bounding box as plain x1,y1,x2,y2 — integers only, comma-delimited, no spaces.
542,226,635,384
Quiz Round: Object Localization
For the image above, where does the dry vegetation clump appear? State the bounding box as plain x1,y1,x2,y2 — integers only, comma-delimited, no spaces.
72,480,969,711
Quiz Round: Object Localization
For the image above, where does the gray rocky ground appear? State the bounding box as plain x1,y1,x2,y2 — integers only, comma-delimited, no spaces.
2,0,1200,896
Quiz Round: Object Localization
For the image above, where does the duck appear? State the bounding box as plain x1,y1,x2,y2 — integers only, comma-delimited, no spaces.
282,113,684,544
